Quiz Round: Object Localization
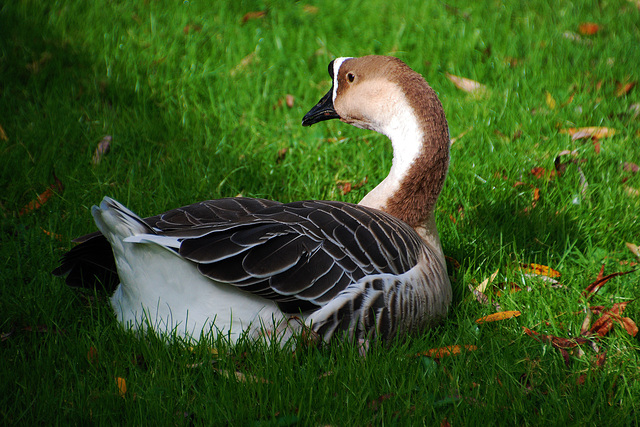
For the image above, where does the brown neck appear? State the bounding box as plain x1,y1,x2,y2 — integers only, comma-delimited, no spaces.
384,78,450,230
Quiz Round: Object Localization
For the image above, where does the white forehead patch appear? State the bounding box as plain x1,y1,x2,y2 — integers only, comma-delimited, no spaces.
332,57,353,103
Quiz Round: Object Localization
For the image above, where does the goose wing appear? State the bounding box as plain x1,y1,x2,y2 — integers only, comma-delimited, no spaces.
152,200,425,314
54,198,426,316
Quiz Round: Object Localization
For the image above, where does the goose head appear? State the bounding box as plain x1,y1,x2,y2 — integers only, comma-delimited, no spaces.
302,56,450,258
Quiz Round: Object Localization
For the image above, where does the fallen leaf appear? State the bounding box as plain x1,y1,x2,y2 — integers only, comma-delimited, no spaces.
561,127,616,140
545,91,557,109
520,263,561,278
468,283,489,306
624,162,640,173
285,94,295,108
616,81,636,97
87,347,99,365
230,52,256,76
582,265,636,297
450,126,473,144
523,327,589,349
183,24,202,34
116,377,127,397
337,181,352,195
276,147,288,162
19,173,64,215
302,4,319,14
215,368,269,383
624,186,640,197
580,307,593,335
92,135,112,165
241,10,266,23
476,311,521,324
0,123,7,140
415,345,478,359
578,22,600,35
626,242,640,259
40,227,63,240
589,314,614,337
476,269,499,293
446,73,486,94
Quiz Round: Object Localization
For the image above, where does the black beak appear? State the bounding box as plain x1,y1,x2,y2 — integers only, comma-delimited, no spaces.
301,87,340,127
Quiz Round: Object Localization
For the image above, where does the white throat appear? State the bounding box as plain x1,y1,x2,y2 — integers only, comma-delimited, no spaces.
358,94,423,211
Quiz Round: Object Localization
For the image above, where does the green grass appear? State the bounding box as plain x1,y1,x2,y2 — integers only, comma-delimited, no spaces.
2,0,640,424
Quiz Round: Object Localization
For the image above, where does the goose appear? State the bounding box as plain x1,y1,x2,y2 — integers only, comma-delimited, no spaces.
53,55,452,344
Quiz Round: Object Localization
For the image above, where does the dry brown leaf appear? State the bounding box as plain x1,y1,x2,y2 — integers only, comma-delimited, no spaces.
578,22,600,35
285,94,295,108
560,127,616,140
589,314,614,337
523,327,589,349
520,263,561,278
582,265,636,297
580,307,593,335
183,24,202,34
241,10,266,23
87,346,98,365
0,123,7,141
624,186,640,197
19,173,64,215
336,181,352,195
623,162,640,173
476,311,521,324
303,4,319,14
116,377,127,397
92,135,112,165
626,242,640,259
616,81,636,97
215,368,269,383
446,73,486,94
415,344,478,359
230,52,256,76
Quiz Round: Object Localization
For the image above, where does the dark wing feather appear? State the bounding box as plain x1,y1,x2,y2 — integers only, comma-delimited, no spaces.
53,198,426,318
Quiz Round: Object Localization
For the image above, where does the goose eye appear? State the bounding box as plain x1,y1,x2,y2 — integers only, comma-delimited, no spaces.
347,72,355,83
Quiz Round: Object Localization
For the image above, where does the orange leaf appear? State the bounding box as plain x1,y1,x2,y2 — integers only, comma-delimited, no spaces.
241,10,266,23
40,227,63,240
116,377,127,397
616,81,636,97
476,310,521,324
520,263,561,278
578,22,600,35
19,173,64,215
446,73,486,94
416,344,477,359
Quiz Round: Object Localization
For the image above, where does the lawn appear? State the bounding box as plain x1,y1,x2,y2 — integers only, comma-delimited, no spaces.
2,0,640,424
